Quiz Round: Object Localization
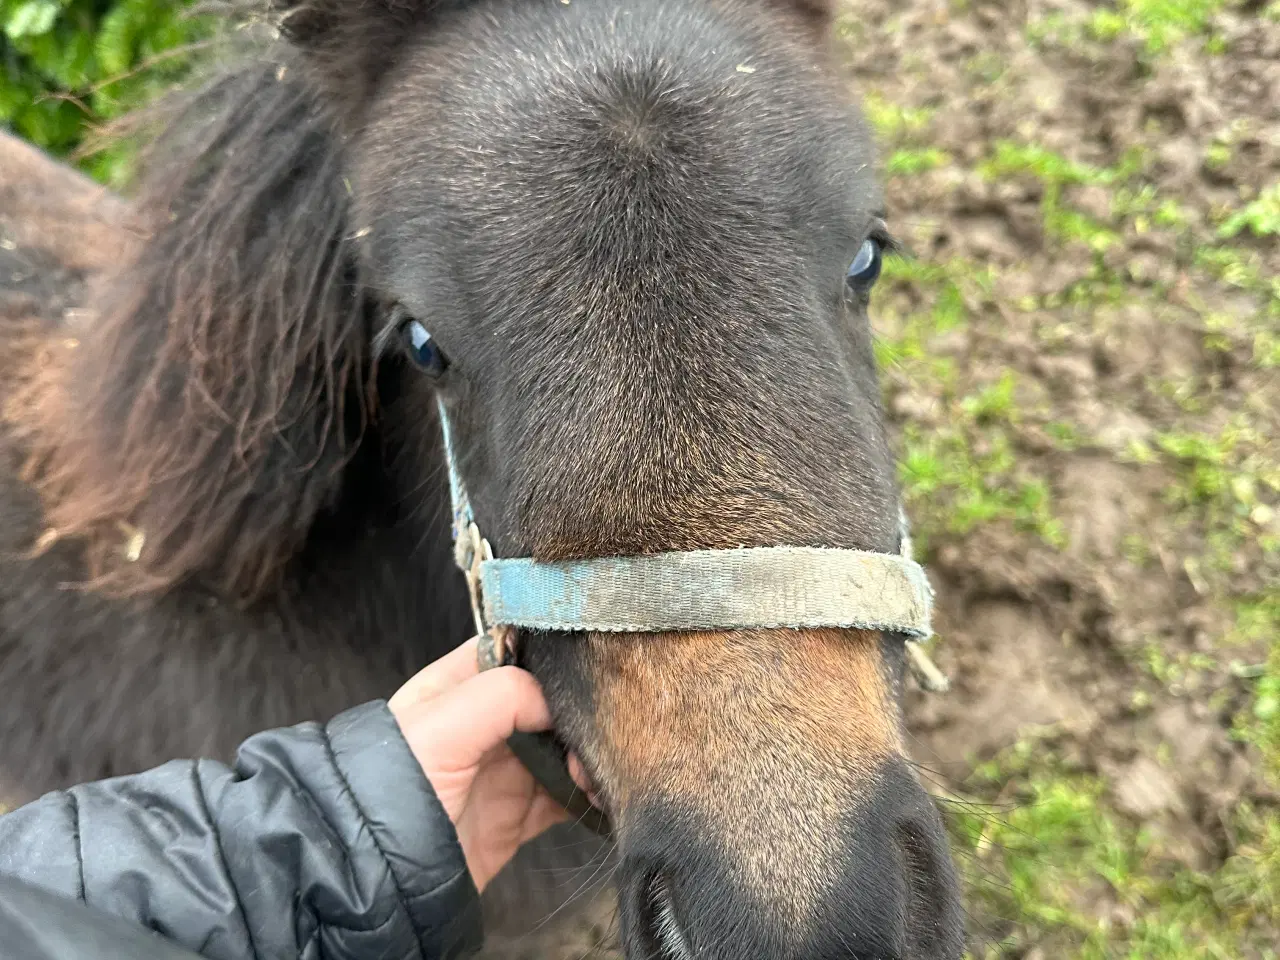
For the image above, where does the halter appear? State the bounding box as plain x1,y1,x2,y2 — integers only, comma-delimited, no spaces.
436,395,946,835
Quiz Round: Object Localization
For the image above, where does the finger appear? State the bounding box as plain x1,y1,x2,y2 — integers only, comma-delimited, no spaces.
411,666,555,773
389,636,481,710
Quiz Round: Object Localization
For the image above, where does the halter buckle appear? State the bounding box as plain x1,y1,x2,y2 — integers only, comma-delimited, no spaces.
458,521,515,671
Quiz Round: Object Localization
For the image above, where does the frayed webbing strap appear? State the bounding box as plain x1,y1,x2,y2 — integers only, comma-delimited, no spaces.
436,396,934,639
480,546,933,637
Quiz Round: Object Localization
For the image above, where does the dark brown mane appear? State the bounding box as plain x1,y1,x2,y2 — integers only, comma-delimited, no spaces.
12,59,370,605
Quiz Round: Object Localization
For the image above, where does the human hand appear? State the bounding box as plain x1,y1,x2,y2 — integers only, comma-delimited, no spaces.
387,637,594,892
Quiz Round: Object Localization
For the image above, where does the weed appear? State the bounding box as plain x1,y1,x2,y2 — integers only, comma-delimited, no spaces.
1119,0,1227,55
1204,142,1232,169
899,420,1066,549
1230,595,1280,781
1142,643,1219,691
885,147,951,176
1218,183,1280,240
1256,331,1280,369
956,739,1280,958
964,52,1005,84
1194,246,1267,292
1046,421,1082,451
862,91,935,144
1045,202,1119,252
975,142,1162,253
1121,533,1152,566
961,370,1019,424
1027,0,1229,65
1203,31,1227,55
1087,9,1129,41
978,141,1113,187
1112,185,1193,231
1149,421,1279,518
1215,803,1280,928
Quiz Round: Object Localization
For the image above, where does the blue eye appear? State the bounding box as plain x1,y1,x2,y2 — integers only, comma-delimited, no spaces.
400,319,449,376
846,238,883,290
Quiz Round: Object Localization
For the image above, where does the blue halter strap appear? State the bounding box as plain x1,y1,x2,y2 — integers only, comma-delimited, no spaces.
436,396,946,689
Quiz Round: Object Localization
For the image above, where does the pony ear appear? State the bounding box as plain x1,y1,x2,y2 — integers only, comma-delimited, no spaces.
19,64,371,605
271,0,442,120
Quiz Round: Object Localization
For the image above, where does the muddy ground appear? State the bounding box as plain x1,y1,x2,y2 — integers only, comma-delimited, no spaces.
535,0,1280,957
859,0,1279,954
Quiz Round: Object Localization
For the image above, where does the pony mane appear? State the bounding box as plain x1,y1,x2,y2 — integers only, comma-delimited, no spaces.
13,50,375,606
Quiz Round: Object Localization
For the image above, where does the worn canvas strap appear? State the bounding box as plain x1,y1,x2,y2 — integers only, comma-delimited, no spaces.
437,397,934,639
481,547,932,637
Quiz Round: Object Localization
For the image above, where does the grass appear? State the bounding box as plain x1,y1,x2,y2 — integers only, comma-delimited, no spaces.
874,250,1068,552
1026,0,1230,58
954,734,1280,959
1132,419,1280,575
1231,596,1280,781
907,247,1280,955
1219,184,1280,240
899,420,1066,550
862,15,1278,947
886,147,951,176
974,141,1162,254
862,91,936,145
1114,0,1229,54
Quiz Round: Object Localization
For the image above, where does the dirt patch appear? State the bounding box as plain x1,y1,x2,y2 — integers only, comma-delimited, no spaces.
846,0,1279,952
908,597,1099,772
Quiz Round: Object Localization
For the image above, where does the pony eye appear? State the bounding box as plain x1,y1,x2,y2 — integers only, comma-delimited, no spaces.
400,318,449,376
846,237,883,290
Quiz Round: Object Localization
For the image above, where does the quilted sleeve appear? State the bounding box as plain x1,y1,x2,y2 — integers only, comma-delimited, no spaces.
0,701,484,960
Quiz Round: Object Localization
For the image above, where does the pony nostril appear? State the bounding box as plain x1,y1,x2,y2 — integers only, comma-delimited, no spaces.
637,869,695,960
898,816,965,959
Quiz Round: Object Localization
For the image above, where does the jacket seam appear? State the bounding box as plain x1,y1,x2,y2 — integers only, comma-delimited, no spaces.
66,790,84,902
190,759,262,960
365,706,475,909
320,731,427,960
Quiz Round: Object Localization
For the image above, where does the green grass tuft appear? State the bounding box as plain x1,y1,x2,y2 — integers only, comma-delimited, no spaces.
1029,0,1229,57
885,147,952,176
899,419,1066,549
1118,0,1227,55
862,91,935,144
1218,183,1280,240
955,740,1280,958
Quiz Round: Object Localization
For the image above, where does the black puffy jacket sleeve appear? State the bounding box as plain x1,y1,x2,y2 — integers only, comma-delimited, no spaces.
0,701,484,960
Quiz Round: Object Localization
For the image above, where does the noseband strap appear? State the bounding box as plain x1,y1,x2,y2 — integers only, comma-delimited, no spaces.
435,396,946,835
479,547,933,636
438,397,936,639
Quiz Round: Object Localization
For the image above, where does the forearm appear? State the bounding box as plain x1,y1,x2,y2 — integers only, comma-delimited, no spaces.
0,701,483,960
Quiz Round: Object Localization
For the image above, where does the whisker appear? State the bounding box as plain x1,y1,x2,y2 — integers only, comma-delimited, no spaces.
528,856,621,935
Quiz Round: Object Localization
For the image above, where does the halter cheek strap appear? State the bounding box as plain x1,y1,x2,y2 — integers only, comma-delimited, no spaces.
435,396,948,834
